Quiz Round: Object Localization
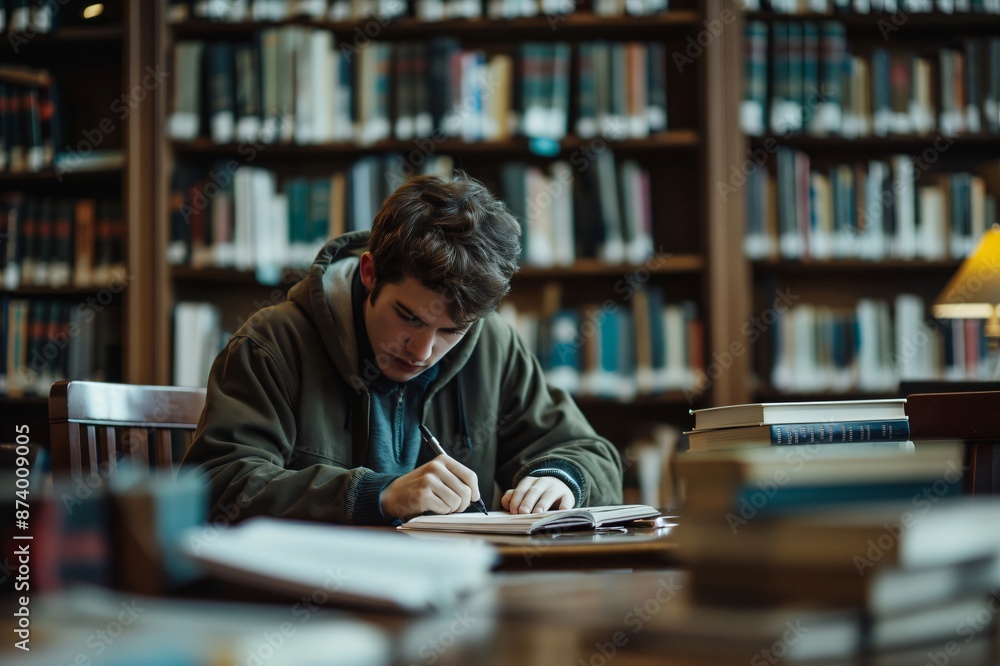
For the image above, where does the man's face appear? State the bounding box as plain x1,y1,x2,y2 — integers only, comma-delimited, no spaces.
359,253,470,383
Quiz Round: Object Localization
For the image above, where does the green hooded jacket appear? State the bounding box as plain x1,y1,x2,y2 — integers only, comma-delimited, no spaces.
182,231,623,524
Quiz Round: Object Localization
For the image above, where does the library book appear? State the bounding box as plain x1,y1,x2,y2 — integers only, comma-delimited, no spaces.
689,398,907,431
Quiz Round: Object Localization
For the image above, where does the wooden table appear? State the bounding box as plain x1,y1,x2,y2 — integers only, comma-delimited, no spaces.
400,520,680,571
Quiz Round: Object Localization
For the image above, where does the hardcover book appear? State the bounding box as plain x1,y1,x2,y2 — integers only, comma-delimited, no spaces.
685,418,910,451
690,398,906,431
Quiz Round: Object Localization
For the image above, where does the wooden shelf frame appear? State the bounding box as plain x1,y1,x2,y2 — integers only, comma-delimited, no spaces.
0,24,124,49
170,11,703,39
743,10,1000,33
751,259,964,274
171,130,701,160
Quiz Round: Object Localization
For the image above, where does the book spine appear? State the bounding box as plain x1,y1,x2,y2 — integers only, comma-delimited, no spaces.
769,419,910,445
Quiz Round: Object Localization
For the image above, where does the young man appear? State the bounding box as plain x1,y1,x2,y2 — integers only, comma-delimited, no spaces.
183,173,622,525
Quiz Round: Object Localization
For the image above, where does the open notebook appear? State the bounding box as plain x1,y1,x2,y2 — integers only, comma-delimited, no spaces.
398,504,661,535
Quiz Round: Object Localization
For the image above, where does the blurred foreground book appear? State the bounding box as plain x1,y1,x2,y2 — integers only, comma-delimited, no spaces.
659,441,1000,663
2,587,390,666
181,517,498,612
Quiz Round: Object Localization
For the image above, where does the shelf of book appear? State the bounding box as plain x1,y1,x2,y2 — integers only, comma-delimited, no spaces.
151,0,743,446
0,3,162,443
735,4,1000,401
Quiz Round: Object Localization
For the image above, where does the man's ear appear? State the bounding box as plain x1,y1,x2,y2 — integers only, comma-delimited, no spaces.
359,252,376,292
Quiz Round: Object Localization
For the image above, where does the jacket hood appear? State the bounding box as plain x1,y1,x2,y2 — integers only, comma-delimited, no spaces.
287,231,483,393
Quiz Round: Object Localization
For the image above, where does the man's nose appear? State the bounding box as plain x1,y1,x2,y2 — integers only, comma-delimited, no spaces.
407,329,434,363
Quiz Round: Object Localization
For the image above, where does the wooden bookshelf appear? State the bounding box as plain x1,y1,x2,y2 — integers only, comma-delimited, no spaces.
0,2,159,448
150,0,745,448
737,5,1000,401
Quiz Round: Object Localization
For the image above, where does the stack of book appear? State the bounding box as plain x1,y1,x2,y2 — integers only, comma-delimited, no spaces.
652,439,1000,663
684,398,910,453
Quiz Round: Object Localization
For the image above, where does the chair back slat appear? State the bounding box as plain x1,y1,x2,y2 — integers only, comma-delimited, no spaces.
49,381,207,479
98,425,116,475
82,425,98,474
66,422,83,477
155,430,173,469
125,427,150,470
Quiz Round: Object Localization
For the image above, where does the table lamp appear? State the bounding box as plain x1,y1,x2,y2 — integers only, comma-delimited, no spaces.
933,225,1000,358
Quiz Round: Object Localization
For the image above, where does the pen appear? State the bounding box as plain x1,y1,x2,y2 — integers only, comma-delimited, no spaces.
419,423,489,516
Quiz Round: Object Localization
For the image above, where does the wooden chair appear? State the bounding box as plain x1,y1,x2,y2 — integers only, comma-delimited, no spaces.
49,380,207,479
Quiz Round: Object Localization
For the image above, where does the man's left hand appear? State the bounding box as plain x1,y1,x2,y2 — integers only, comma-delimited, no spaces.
501,476,574,514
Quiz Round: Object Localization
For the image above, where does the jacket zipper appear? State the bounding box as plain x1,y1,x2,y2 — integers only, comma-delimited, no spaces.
395,385,405,456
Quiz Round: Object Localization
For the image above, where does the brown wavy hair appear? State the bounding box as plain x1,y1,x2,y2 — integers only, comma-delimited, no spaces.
367,172,521,326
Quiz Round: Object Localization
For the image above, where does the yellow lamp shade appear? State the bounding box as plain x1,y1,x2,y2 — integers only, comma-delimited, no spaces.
933,227,1000,321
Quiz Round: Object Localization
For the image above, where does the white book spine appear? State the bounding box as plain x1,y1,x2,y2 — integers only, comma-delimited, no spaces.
663,305,686,390
596,152,625,264
234,169,254,270
856,299,881,392
550,162,575,267
894,294,927,381
917,186,946,260
891,156,917,260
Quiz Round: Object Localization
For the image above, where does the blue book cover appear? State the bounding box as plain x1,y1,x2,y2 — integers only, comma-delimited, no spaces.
770,419,910,445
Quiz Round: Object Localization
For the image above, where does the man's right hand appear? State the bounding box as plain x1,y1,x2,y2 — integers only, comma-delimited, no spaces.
379,455,481,520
